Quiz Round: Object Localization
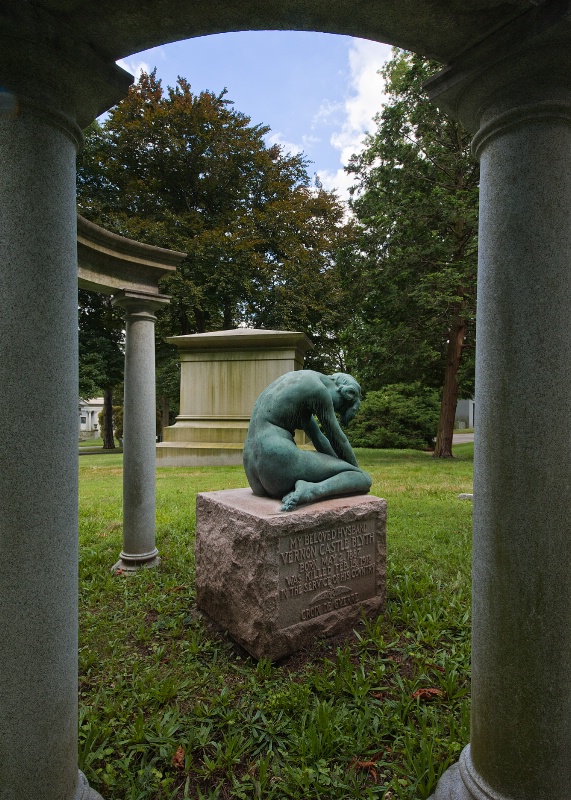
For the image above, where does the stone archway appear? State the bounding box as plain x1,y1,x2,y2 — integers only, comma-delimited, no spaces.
2,3,571,799
77,215,186,572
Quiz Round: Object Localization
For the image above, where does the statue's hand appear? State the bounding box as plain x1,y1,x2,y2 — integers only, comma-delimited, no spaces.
325,422,358,466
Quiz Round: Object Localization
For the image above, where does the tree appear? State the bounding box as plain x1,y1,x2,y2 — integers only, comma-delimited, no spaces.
347,382,440,450
343,50,479,457
77,72,350,379
78,289,124,449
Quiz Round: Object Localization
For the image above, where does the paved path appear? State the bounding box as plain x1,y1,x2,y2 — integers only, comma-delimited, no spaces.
452,432,474,443
79,446,123,455
79,435,473,456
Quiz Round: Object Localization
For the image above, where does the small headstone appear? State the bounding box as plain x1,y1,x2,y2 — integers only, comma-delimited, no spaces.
195,489,386,661
458,493,474,501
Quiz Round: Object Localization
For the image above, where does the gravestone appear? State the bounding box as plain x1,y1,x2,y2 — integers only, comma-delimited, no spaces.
195,489,386,661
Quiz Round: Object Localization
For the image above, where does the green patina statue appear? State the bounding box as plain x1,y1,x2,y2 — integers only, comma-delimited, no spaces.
243,370,372,511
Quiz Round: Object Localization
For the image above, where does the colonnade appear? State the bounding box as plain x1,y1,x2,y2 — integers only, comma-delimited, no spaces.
77,214,186,571
426,32,571,799
2,2,571,798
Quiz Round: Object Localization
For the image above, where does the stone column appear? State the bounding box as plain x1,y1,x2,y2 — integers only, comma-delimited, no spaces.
112,291,169,573
0,22,130,798
426,34,571,800
0,104,105,800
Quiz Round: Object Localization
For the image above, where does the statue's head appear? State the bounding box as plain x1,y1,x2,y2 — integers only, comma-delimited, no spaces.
331,373,362,426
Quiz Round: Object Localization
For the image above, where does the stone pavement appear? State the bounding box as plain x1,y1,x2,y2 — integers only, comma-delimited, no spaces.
452,432,474,444
79,446,123,456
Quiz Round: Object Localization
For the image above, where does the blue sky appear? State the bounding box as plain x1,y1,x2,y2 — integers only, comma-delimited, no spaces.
116,32,393,203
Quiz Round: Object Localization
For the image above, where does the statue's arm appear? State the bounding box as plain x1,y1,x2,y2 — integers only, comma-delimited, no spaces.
316,399,359,467
303,416,337,457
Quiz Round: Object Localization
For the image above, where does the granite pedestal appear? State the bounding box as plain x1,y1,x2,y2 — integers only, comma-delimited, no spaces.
195,490,386,661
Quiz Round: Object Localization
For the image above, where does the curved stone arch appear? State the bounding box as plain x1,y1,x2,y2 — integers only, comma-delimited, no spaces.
77,213,185,295
31,1,536,69
0,2,542,132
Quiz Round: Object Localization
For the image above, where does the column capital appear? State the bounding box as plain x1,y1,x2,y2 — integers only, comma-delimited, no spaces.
0,4,132,146
112,290,170,320
425,3,571,155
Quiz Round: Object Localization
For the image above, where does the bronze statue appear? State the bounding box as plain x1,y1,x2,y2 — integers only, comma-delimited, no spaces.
243,370,372,511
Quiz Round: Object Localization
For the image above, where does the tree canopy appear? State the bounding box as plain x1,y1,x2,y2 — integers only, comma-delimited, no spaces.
342,50,479,456
77,71,350,373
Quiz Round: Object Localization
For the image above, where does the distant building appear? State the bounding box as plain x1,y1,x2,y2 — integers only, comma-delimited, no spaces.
455,398,475,429
79,398,104,438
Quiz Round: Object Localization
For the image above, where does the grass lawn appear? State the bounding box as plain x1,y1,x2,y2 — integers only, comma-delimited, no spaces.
79,444,474,799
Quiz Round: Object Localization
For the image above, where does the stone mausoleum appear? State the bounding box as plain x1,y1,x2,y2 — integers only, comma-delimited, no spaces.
157,328,313,466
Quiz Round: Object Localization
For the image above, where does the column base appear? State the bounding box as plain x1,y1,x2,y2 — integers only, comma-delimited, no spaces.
111,549,160,574
430,746,504,800
77,770,105,800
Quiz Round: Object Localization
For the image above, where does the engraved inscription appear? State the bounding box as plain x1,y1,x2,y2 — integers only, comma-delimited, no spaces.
278,520,376,628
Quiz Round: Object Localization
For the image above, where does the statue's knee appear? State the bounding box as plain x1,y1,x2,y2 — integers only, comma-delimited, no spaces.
361,470,373,490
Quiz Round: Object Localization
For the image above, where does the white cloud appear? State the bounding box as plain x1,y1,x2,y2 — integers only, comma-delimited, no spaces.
266,131,304,156
301,133,321,148
318,39,392,200
317,165,356,199
115,58,152,82
312,99,344,128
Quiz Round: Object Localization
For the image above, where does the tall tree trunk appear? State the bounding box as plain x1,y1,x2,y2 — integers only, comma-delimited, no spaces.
102,387,115,450
194,307,206,333
223,305,233,329
433,317,466,458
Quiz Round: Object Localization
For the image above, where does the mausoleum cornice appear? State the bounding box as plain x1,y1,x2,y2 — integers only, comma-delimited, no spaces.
167,329,314,354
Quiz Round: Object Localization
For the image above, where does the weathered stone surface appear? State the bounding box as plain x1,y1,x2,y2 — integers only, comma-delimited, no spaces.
195,489,386,661
158,329,313,467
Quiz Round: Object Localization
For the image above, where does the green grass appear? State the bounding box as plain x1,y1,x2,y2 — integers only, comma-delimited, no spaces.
79,445,474,799
80,437,103,447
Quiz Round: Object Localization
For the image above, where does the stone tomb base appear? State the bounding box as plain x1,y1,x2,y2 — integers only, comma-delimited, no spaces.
195,489,386,661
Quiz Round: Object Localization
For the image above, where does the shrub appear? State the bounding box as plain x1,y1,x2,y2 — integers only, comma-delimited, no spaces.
347,382,439,450
98,405,123,441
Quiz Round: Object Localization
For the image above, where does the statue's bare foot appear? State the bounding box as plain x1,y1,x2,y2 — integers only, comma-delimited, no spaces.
281,480,320,511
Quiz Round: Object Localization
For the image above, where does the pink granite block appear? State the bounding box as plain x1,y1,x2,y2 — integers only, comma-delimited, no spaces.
195,489,386,661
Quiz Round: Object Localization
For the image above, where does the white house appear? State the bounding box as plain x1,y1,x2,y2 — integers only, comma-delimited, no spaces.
79,398,104,438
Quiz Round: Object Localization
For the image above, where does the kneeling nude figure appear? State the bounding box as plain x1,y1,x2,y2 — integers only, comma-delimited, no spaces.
243,370,372,511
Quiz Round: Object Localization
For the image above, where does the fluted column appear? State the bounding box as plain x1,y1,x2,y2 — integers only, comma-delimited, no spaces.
112,290,169,572
426,27,571,800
